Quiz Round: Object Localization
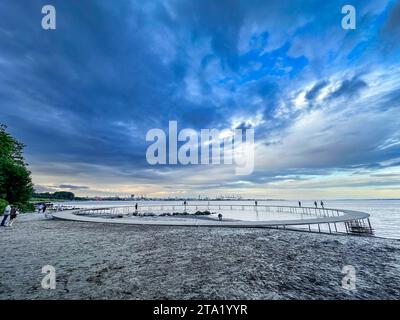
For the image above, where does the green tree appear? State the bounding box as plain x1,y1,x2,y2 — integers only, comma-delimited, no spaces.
0,124,25,165
53,191,75,200
0,199,8,216
0,124,34,207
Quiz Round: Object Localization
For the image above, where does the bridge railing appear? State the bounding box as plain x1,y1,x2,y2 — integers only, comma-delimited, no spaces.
75,203,343,218
69,203,372,236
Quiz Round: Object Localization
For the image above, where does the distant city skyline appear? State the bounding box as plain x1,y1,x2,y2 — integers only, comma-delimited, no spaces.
1,0,400,199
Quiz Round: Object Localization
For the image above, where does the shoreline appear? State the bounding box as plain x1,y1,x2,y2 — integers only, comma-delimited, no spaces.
33,199,400,239
1,218,399,299
16,212,400,241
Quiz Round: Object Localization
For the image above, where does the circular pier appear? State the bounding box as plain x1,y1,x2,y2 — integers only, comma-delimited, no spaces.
52,203,374,236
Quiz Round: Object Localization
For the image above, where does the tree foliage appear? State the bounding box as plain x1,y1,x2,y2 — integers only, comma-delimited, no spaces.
0,124,34,206
0,198,8,216
0,124,25,165
34,191,75,200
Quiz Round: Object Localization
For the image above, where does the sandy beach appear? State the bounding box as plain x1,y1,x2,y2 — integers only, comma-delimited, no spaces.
0,218,399,300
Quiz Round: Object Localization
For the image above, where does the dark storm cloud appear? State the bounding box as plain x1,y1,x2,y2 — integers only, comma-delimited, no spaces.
0,0,399,191
328,76,368,100
381,1,400,50
57,184,90,190
169,0,245,71
0,0,262,176
0,0,202,171
305,80,329,101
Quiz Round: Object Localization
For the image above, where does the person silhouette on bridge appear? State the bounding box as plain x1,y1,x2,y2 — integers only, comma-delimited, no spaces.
298,201,302,207
320,201,324,209
314,201,318,208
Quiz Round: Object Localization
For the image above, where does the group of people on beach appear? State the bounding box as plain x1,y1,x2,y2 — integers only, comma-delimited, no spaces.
1,204,19,227
37,203,47,213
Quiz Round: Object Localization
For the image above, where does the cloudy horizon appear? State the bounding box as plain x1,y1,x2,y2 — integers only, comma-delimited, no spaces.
1,0,400,199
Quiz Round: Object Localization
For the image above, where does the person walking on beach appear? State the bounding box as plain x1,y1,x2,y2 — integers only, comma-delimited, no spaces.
298,201,302,207
320,201,324,209
255,200,258,206
314,201,318,208
8,207,18,227
1,204,11,226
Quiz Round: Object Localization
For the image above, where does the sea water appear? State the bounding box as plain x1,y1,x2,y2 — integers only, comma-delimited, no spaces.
63,199,400,239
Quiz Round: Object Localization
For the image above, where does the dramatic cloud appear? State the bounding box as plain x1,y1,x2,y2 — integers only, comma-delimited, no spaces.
0,0,399,198
305,81,330,101
327,76,368,100
381,1,400,50
57,184,90,190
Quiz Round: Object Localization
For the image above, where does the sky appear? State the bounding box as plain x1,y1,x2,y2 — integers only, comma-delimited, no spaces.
1,0,400,199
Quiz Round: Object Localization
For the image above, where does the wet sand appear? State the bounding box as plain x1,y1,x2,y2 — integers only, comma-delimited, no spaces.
0,218,399,299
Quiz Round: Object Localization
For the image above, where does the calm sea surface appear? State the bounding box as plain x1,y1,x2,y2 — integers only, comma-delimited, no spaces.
64,199,400,240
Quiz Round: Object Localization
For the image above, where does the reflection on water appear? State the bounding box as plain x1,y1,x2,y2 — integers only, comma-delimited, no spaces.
64,199,400,239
